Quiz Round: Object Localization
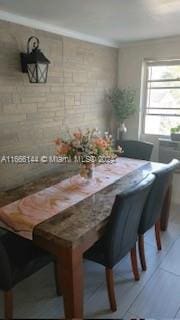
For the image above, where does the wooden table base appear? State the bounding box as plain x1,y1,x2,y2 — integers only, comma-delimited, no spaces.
58,247,84,319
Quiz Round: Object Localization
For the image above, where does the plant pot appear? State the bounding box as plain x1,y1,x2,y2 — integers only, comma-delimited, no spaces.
171,133,180,141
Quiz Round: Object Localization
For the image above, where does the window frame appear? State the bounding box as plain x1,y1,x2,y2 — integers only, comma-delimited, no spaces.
142,59,180,136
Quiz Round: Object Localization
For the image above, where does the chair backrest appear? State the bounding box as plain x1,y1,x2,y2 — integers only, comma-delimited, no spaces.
139,159,179,235
103,174,155,268
118,140,154,160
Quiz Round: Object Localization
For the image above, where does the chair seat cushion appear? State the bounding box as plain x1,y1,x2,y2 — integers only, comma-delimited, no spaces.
1,232,53,289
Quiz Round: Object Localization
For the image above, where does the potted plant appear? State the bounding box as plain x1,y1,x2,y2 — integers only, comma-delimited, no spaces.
171,125,180,141
107,88,137,141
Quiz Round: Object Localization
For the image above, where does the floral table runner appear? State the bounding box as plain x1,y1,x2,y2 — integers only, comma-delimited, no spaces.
0,158,148,240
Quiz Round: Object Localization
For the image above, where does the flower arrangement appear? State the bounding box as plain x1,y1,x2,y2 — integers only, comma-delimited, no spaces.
55,128,121,179
55,128,118,163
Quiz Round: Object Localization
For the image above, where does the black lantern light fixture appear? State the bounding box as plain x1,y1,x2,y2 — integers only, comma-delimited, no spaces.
21,36,50,83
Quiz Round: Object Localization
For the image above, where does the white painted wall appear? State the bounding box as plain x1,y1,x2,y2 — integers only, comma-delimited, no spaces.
118,36,180,204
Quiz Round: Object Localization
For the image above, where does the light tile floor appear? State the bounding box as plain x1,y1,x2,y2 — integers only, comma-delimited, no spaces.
0,202,179,319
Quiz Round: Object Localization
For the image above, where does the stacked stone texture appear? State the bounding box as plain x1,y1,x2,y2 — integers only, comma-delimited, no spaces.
0,20,118,190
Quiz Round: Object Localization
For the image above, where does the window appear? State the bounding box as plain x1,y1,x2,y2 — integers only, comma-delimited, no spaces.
143,60,180,135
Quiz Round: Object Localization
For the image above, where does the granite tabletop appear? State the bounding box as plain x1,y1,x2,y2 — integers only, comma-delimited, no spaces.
33,161,164,249
0,160,165,249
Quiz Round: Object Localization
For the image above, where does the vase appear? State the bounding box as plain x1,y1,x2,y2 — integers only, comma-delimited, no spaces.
117,122,127,141
80,163,93,180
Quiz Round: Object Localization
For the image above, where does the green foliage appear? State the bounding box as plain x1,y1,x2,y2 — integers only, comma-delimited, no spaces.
171,125,180,133
107,88,137,122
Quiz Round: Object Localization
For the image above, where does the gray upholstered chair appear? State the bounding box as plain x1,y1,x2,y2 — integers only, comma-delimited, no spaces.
84,174,155,312
0,231,61,319
117,140,154,160
138,159,179,271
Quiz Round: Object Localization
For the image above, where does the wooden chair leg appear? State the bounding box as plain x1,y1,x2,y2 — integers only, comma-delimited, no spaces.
138,235,147,271
105,268,117,312
4,290,13,320
155,220,162,251
130,245,140,281
54,260,62,296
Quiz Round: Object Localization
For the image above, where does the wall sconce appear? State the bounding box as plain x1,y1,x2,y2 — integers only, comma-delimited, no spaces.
20,36,50,84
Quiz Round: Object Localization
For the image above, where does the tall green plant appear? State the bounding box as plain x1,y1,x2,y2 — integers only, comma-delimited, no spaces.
107,88,136,122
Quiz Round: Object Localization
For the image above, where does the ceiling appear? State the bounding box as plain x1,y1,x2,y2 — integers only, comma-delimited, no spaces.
0,0,180,47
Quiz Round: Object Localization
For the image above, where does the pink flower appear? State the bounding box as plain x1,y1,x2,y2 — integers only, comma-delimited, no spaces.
57,143,70,155
95,138,108,149
73,132,82,140
54,138,62,145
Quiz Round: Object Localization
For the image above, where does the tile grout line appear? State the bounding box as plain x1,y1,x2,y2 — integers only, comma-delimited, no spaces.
123,234,180,318
175,305,180,319
122,265,161,318
85,277,106,304
159,266,180,277
85,234,180,319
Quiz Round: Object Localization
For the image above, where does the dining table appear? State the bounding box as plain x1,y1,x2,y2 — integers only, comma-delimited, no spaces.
0,157,172,319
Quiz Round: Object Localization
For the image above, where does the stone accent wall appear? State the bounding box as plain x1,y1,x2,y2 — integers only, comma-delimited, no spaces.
0,20,118,191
